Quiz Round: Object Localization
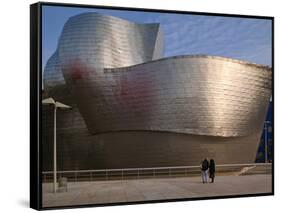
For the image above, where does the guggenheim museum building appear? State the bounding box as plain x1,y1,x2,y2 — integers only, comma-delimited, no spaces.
42,12,272,171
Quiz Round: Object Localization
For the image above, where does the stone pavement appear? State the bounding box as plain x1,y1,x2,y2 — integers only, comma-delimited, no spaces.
43,174,272,207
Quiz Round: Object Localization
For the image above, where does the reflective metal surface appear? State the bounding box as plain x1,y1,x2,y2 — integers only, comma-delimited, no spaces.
43,13,272,170
66,55,271,137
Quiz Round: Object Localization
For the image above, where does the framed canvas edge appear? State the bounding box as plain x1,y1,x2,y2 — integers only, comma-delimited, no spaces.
30,1,275,210
30,2,43,210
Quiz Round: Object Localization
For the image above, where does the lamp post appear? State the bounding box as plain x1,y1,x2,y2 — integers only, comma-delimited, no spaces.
264,121,271,163
42,98,71,193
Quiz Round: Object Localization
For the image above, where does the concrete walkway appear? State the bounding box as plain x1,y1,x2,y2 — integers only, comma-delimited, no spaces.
43,174,272,207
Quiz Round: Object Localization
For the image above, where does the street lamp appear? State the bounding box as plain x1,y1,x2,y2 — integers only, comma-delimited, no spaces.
264,121,271,163
42,97,71,193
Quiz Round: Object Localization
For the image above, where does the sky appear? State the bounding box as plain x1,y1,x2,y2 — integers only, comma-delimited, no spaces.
42,5,272,70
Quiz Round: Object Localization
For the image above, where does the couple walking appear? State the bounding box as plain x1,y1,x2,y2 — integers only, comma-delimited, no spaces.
201,158,215,183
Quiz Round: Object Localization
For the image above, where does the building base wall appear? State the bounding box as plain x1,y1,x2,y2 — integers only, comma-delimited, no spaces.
42,130,261,171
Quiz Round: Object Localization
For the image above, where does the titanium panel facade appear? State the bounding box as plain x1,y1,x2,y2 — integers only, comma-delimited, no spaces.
64,55,271,137
42,12,272,171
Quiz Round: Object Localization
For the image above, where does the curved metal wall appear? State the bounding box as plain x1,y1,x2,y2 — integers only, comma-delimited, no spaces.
44,50,65,89
58,13,163,71
43,12,272,170
60,55,271,137
44,12,163,89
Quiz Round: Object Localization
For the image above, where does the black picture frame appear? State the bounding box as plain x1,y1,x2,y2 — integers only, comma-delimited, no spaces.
30,1,274,210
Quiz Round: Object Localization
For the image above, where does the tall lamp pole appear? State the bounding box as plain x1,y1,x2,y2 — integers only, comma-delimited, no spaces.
42,98,71,193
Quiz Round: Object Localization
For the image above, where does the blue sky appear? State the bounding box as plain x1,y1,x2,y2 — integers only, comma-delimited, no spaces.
42,5,272,70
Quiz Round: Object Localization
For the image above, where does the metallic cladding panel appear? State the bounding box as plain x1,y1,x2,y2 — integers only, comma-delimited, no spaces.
44,51,64,89
42,12,272,170
42,127,262,170
62,55,271,137
57,13,162,71
152,26,164,60
46,12,271,138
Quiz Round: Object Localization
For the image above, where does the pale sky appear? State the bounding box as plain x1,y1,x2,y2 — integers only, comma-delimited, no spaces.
42,5,272,70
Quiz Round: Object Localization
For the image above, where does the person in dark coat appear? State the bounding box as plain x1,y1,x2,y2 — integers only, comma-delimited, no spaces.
201,158,209,183
209,159,215,183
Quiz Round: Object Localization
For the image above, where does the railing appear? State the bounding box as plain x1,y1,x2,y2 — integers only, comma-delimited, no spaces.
42,163,271,182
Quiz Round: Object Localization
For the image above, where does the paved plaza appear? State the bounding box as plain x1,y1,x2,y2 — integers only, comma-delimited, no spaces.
43,174,272,207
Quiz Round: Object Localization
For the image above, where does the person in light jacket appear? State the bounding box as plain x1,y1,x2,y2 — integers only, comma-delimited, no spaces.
201,158,209,183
